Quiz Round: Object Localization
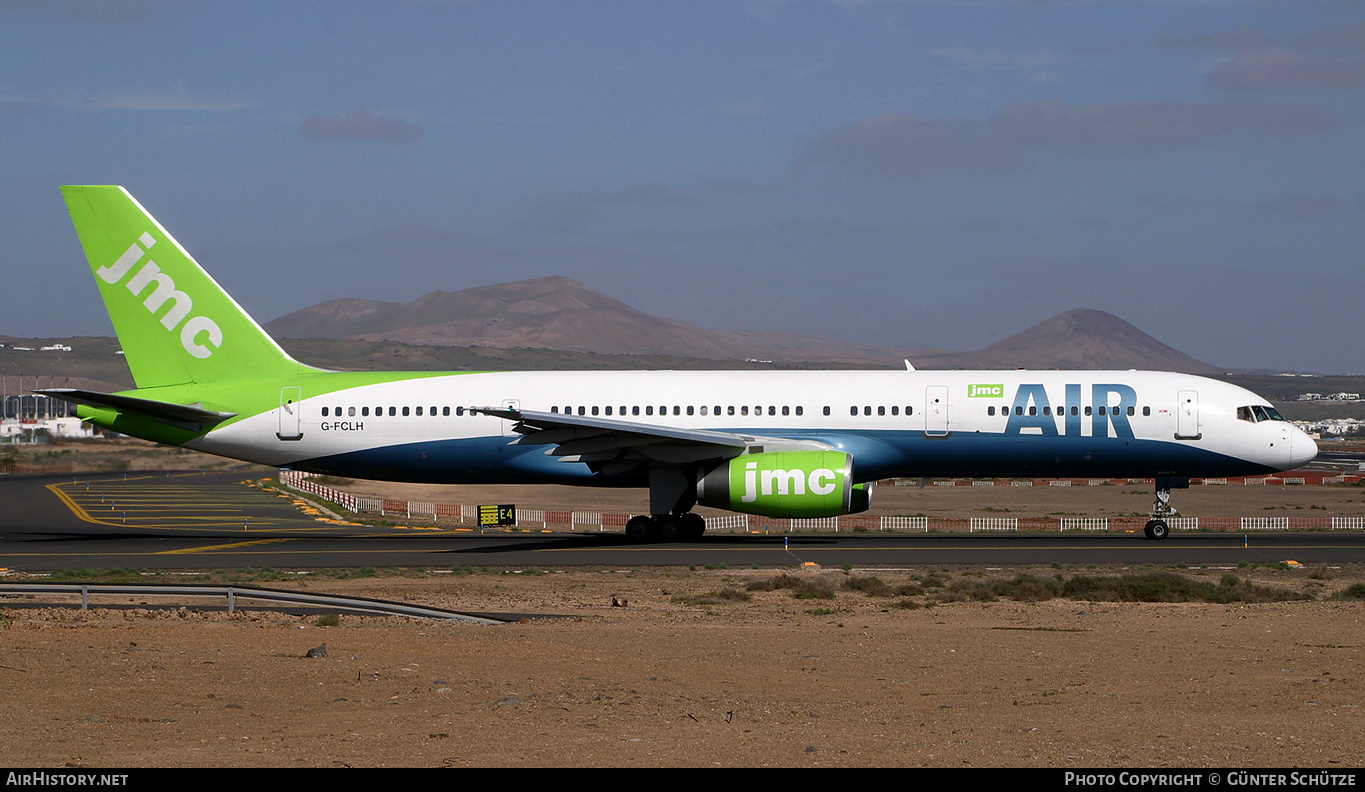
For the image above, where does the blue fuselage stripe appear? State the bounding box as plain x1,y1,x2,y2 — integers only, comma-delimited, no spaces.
291,429,1275,485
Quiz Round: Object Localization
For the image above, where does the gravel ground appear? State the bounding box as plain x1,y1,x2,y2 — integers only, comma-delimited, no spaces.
1,565,1362,768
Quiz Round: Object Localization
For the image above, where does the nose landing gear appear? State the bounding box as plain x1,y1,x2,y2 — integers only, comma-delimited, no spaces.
1144,477,1188,540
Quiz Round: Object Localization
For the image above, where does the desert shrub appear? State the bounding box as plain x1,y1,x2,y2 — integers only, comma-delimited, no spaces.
673,587,752,606
999,573,1063,602
1063,572,1307,603
1332,583,1365,601
746,573,835,600
843,576,894,597
936,579,998,603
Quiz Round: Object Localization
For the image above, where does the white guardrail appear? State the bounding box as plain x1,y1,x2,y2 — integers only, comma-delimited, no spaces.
274,471,1365,535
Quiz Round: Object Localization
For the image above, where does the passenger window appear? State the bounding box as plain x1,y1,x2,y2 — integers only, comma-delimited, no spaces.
348,407,356,417
823,406,830,416
321,407,329,417
795,406,803,416
402,406,410,416
416,406,423,416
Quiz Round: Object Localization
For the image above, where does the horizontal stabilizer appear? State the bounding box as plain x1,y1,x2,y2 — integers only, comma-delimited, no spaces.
39,388,238,427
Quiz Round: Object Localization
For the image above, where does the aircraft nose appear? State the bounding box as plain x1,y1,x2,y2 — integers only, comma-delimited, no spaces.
1289,427,1318,470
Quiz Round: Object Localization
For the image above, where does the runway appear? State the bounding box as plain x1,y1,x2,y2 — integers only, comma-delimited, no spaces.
2,470,1364,571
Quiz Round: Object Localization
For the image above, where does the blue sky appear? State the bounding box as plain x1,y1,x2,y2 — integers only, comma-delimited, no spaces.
3,0,1362,373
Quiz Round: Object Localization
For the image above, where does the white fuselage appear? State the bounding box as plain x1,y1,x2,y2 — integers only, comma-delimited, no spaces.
189,369,1317,485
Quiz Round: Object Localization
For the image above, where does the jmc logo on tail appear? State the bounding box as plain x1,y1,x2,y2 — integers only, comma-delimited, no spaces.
96,232,223,359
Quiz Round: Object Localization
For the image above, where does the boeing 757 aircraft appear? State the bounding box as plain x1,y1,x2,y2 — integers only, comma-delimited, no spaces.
47,186,1318,540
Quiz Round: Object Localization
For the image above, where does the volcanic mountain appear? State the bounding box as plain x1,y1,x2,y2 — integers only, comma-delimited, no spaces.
914,309,1223,374
264,277,1222,372
263,276,917,365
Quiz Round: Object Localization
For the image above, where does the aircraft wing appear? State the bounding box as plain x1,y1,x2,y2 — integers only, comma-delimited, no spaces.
471,407,830,474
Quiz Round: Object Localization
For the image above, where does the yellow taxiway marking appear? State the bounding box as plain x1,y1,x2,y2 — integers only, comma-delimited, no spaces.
47,481,291,529
158,538,293,555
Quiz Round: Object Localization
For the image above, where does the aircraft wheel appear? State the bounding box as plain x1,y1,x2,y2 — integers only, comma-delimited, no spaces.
680,513,706,540
625,515,653,542
657,515,682,541
1144,519,1170,541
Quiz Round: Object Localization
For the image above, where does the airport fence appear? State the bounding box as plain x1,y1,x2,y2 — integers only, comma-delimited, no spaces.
275,470,1365,535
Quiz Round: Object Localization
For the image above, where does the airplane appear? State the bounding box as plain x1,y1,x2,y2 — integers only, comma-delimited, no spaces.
46,185,1318,541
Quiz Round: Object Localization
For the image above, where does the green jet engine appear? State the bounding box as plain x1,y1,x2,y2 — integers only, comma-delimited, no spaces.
695,450,873,519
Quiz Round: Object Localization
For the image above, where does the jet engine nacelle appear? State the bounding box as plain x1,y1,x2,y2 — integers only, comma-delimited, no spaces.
695,450,873,519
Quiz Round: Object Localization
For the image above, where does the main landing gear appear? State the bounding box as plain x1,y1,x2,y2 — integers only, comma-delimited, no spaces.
1143,477,1188,541
624,464,708,542
625,513,706,542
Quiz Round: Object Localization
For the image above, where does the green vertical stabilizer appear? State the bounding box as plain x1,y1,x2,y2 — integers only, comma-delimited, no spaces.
61,185,320,388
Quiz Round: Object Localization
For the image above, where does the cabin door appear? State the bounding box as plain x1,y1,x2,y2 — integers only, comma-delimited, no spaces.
277,386,303,441
924,386,949,437
1175,390,1200,440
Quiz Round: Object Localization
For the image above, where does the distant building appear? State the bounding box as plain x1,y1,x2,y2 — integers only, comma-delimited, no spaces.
3,394,78,421
0,416,97,441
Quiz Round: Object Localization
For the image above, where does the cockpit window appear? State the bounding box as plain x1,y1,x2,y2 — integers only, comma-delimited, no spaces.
1238,405,1286,423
